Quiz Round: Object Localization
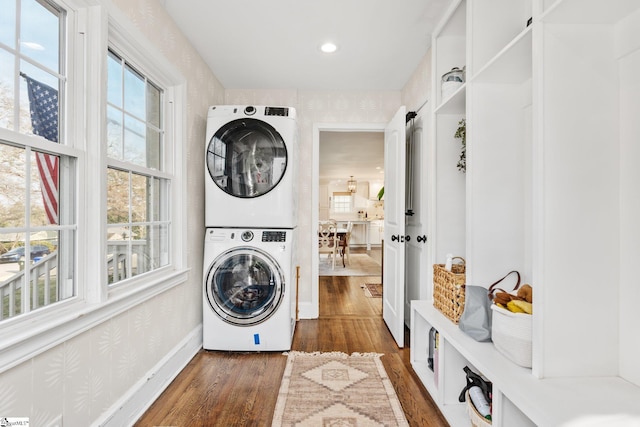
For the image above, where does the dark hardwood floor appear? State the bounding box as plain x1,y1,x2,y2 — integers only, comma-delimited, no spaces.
134,269,449,427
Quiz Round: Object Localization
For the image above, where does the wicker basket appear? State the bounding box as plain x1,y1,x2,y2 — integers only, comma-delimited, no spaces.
465,390,492,426
432,257,466,323
491,304,532,368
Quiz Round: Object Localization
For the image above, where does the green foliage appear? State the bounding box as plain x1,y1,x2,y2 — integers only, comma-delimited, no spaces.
455,118,466,173
377,186,384,200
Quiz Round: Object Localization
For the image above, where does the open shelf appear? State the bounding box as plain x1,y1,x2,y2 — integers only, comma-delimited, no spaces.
419,0,640,424
434,0,467,107
471,27,532,85
434,84,466,115
470,0,533,74
411,301,640,426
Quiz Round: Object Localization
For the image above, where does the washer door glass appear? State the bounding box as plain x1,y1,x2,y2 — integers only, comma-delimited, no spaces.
205,247,285,326
206,118,288,198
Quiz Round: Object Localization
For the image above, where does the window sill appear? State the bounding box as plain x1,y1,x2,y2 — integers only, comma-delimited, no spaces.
0,268,189,374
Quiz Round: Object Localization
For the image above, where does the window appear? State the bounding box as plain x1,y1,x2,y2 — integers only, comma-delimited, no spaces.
105,49,171,286
0,0,76,321
0,0,186,373
333,192,353,213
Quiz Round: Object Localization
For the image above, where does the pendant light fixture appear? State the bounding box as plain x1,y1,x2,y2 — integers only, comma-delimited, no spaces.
347,176,357,193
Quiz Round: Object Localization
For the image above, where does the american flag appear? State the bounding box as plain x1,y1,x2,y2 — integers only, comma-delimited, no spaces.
24,74,59,225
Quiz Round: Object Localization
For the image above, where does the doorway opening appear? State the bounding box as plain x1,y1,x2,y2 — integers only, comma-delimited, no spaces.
311,124,385,316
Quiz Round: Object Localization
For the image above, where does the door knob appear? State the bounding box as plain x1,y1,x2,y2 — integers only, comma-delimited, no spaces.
417,235,427,243
391,235,399,242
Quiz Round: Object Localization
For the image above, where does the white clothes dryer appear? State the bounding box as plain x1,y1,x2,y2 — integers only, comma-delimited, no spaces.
203,227,297,351
205,105,298,228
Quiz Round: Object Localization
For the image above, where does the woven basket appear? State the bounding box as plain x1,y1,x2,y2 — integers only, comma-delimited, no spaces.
432,257,466,323
466,390,492,426
491,304,532,368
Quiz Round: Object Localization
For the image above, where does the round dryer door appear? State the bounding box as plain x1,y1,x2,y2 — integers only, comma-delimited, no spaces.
205,247,285,326
206,118,288,198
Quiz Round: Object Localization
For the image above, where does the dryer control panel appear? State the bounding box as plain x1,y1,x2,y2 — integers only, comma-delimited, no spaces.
264,106,289,117
262,231,287,242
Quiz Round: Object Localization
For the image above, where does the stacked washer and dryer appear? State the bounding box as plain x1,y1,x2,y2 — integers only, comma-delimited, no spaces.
203,105,298,351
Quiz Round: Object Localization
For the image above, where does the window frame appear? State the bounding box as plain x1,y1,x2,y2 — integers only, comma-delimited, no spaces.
0,0,188,373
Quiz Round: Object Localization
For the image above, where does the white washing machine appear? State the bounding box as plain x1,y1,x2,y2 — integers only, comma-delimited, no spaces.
203,227,297,351
205,105,298,228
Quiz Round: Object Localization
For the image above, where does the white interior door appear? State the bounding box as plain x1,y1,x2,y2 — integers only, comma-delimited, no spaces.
383,106,406,348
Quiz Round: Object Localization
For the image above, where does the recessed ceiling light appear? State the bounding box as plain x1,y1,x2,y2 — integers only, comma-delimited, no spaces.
320,42,337,53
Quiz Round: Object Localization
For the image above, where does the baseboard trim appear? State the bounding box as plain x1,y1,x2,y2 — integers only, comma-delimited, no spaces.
95,324,203,427
298,301,318,319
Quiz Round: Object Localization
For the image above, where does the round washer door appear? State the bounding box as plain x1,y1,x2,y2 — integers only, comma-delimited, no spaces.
205,247,285,326
206,118,288,198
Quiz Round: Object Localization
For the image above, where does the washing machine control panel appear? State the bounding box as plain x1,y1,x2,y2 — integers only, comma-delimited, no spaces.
261,231,287,242
240,230,254,242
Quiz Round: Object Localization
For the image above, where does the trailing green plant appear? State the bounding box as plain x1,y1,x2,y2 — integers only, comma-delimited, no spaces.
454,118,466,173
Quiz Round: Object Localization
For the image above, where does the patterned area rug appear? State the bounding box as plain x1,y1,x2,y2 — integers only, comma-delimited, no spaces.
319,253,382,277
362,283,383,298
272,351,409,427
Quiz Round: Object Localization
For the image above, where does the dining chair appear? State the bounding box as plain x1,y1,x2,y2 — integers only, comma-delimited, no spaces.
339,221,353,267
318,220,338,269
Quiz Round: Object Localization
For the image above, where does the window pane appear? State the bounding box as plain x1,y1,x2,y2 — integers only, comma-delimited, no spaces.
106,105,123,159
0,50,16,131
123,115,145,166
0,0,16,48
130,172,147,223
19,61,60,142
0,143,26,228
146,126,160,169
107,51,122,107
107,225,129,284
131,225,149,277
30,150,59,226
28,229,60,311
150,177,160,221
124,64,145,119
20,0,60,73
139,224,170,275
146,82,160,127
107,168,129,224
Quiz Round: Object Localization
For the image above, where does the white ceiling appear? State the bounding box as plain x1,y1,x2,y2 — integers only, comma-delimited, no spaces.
160,0,453,91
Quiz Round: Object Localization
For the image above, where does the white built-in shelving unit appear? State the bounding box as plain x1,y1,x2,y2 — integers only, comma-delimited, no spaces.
413,0,640,425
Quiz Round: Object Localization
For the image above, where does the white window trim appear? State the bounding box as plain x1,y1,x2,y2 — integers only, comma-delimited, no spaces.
0,0,189,374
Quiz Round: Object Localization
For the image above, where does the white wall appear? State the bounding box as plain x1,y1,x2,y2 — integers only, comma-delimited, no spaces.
617,10,640,387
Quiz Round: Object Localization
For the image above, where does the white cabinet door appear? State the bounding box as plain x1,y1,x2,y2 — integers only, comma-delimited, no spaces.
383,106,406,348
